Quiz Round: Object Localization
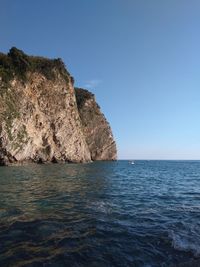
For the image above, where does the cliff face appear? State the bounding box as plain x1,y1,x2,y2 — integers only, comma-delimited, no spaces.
0,48,117,165
75,88,117,160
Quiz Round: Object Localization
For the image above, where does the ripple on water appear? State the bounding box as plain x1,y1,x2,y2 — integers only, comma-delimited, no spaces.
0,161,200,266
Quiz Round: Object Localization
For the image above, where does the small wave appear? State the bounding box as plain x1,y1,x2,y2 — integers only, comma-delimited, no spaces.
88,200,114,214
169,230,200,256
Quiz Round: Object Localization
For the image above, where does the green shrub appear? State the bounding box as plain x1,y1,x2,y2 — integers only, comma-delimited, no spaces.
75,88,94,108
0,47,69,84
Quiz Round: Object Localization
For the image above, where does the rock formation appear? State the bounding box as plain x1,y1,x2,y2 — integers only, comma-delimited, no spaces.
0,47,117,165
75,88,117,160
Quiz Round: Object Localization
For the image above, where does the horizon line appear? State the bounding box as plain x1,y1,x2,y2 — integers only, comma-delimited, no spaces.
117,159,200,161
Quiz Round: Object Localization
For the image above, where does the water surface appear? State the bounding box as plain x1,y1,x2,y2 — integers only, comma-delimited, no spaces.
0,160,200,266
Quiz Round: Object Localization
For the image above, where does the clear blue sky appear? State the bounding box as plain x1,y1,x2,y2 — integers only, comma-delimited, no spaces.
1,0,200,159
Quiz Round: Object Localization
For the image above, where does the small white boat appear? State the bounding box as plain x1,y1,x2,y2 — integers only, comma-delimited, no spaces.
130,161,134,165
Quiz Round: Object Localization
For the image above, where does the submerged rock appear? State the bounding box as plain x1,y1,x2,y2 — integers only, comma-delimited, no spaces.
0,48,117,165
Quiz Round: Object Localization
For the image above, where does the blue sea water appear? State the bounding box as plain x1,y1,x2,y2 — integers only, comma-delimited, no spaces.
0,160,200,267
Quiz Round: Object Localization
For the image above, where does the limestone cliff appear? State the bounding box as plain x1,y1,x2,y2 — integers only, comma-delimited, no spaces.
0,47,117,165
75,88,117,160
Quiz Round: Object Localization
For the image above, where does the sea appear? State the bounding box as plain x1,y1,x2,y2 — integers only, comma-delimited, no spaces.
0,160,200,267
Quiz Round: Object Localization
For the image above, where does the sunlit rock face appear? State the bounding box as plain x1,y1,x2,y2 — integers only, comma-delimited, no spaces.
0,48,117,165
75,88,117,161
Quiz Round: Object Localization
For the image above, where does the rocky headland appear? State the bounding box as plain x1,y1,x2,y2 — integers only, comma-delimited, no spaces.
0,47,117,165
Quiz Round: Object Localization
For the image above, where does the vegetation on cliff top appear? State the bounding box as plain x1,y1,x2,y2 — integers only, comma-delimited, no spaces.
0,47,71,84
75,88,95,108
75,88,101,111
0,47,72,142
